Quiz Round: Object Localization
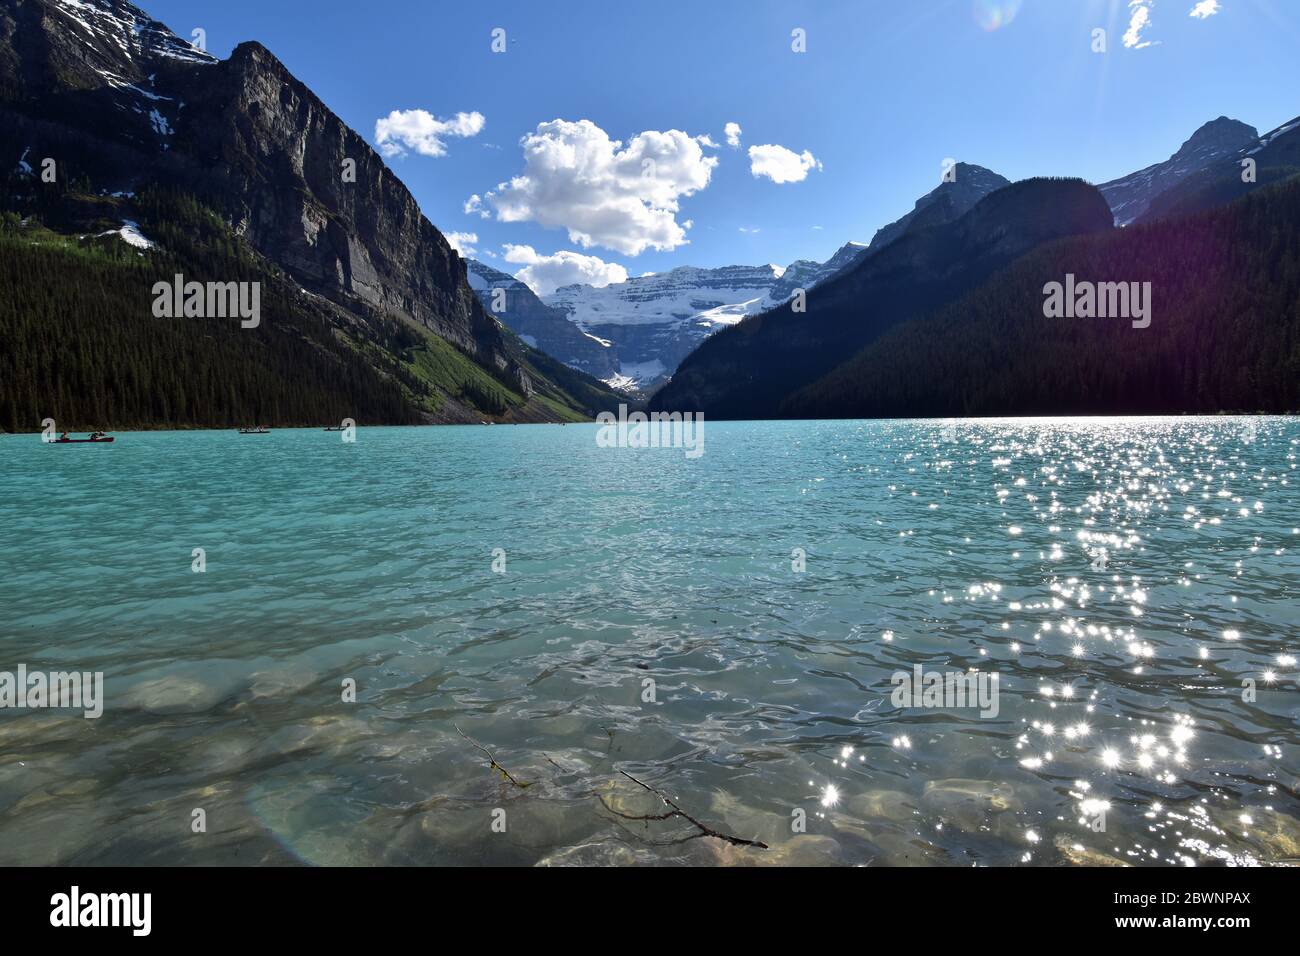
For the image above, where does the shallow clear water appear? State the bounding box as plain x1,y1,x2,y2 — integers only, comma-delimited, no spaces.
0,418,1297,866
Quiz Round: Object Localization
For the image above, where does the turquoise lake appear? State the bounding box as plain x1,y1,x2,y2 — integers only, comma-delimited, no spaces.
0,417,1297,865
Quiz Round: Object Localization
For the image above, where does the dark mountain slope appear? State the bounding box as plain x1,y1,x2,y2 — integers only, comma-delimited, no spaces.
651,178,1114,419
785,179,1300,418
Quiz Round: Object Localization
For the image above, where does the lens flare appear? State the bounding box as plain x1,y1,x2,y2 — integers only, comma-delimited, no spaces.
974,0,1023,32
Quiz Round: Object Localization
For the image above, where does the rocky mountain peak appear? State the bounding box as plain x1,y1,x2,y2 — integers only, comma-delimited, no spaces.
1180,115,1258,154
1099,115,1259,225
867,162,1010,252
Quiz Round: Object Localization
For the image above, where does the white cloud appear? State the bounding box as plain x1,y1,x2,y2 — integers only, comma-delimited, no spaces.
484,119,717,256
738,226,761,233
1189,0,1219,18
696,134,719,148
444,231,478,257
724,122,742,148
1124,1,1156,48
502,244,629,296
375,109,485,158
748,144,823,184
463,194,491,219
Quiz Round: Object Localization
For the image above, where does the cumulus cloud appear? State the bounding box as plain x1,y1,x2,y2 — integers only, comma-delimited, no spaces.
724,122,742,148
463,194,491,219
748,144,823,184
503,244,629,296
1189,0,1219,18
482,119,717,256
375,109,485,158
696,134,720,148
1124,1,1156,48
444,231,478,257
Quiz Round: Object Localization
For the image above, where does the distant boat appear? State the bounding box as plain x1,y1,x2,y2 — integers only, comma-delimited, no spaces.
238,427,270,435
52,435,114,444
323,426,346,432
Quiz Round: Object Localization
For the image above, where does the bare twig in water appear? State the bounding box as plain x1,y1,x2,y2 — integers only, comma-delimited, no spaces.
455,724,531,789
599,770,768,849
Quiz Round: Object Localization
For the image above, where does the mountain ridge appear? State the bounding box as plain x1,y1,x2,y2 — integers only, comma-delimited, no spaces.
1099,116,1259,226
1138,113,1300,224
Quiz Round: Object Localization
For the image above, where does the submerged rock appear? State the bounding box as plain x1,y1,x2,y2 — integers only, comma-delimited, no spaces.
1054,835,1130,867
847,789,918,823
247,666,320,701
708,833,843,866
535,841,648,866
122,675,227,714
921,778,1022,832
592,777,664,819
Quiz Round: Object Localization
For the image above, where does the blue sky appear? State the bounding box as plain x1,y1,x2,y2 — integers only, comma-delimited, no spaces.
142,0,1300,291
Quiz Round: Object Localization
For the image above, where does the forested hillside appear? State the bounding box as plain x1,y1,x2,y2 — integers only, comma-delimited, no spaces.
783,179,1300,418
0,189,605,431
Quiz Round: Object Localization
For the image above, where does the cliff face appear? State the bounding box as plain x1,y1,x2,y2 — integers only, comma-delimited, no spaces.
0,0,534,398
174,42,506,362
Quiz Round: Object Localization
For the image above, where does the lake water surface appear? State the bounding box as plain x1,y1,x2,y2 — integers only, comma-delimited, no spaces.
1,418,1297,865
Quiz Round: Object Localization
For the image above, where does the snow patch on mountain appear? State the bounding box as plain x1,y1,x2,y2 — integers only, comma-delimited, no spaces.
540,253,867,389
53,0,217,66
544,264,787,329
1248,117,1300,154
97,219,155,249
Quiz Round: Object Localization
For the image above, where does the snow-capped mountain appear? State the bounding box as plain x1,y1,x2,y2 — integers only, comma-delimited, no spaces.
474,248,878,392
1099,116,1258,226
542,263,796,390
767,241,869,300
